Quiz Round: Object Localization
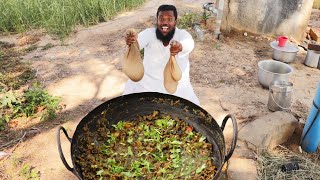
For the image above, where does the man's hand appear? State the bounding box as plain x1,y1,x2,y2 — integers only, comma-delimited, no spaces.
170,40,182,56
125,29,137,46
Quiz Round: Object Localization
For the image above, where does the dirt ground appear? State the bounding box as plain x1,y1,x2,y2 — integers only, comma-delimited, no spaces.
1,0,320,179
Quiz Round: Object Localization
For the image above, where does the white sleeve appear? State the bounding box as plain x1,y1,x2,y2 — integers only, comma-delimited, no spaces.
178,30,194,57
137,28,153,50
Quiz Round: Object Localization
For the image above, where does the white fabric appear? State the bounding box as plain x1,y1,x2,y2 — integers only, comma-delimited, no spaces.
123,27,200,105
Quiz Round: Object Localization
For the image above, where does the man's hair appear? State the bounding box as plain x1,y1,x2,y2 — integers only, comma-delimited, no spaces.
156,5,177,20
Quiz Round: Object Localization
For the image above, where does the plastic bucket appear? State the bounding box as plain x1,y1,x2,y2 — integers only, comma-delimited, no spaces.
268,81,293,111
301,81,320,152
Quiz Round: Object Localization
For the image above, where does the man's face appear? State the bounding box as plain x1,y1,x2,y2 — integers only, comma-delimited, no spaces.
157,10,176,37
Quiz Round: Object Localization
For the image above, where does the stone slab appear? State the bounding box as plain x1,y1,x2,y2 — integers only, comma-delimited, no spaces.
238,111,298,149
227,157,258,180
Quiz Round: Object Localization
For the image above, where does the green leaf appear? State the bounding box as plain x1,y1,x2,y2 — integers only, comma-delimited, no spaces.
1,91,17,108
127,138,133,144
170,140,182,145
199,136,206,142
127,130,134,136
121,171,135,177
96,169,104,176
128,146,133,156
196,164,207,174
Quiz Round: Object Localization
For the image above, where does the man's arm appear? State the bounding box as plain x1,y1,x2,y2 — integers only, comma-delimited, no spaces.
176,30,194,57
137,29,152,50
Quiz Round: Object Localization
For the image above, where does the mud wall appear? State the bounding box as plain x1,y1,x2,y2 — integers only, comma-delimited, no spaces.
221,0,314,41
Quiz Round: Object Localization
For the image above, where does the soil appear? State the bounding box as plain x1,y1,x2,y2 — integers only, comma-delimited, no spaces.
0,0,320,179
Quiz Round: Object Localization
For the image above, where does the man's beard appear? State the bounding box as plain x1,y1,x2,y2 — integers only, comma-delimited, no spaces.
156,27,175,43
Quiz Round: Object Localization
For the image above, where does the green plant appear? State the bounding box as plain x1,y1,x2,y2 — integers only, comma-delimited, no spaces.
1,90,19,109
202,11,211,21
0,83,61,130
177,12,199,29
19,164,40,180
21,83,61,120
0,91,21,129
0,114,10,130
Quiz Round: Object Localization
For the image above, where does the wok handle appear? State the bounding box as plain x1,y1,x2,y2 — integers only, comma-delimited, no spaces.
56,126,74,172
220,114,238,162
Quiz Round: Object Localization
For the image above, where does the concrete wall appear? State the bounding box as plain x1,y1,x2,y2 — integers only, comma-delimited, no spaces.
221,0,314,41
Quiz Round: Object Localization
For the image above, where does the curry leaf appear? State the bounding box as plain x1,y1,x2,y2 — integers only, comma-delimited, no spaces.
196,164,207,174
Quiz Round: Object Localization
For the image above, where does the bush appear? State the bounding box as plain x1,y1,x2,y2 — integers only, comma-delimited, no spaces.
21,83,61,120
0,83,61,130
177,12,199,29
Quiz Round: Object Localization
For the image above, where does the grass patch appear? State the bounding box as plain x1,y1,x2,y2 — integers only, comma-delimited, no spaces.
0,0,146,39
257,146,320,179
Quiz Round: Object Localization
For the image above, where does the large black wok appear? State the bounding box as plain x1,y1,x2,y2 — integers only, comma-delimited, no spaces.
57,92,237,179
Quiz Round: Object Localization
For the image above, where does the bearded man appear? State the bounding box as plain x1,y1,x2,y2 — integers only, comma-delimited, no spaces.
123,4,200,105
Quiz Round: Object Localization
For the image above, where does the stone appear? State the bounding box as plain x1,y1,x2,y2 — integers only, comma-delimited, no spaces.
232,140,256,159
232,67,246,76
310,28,320,42
17,35,40,46
238,111,298,149
227,157,257,180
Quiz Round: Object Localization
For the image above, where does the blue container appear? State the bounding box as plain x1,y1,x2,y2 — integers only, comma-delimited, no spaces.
301,81,320,152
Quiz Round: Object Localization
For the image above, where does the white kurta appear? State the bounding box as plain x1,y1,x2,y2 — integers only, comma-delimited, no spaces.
123,27,200,105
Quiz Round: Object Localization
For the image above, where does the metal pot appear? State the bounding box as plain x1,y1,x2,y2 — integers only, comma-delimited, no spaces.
267,81,293,112
56,92,238,180
270,41,299,63
258,59,293,89
298,45,320,69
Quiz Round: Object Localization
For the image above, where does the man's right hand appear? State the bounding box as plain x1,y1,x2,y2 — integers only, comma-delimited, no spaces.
125,29,137,46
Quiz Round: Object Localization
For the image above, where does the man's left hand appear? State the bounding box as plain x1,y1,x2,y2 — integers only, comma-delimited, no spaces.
170,40,182,56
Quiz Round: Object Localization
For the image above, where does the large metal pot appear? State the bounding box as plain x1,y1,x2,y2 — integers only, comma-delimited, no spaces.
258,59,293,89
56,92,238,179
299,44,320,69
270,41,299,63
